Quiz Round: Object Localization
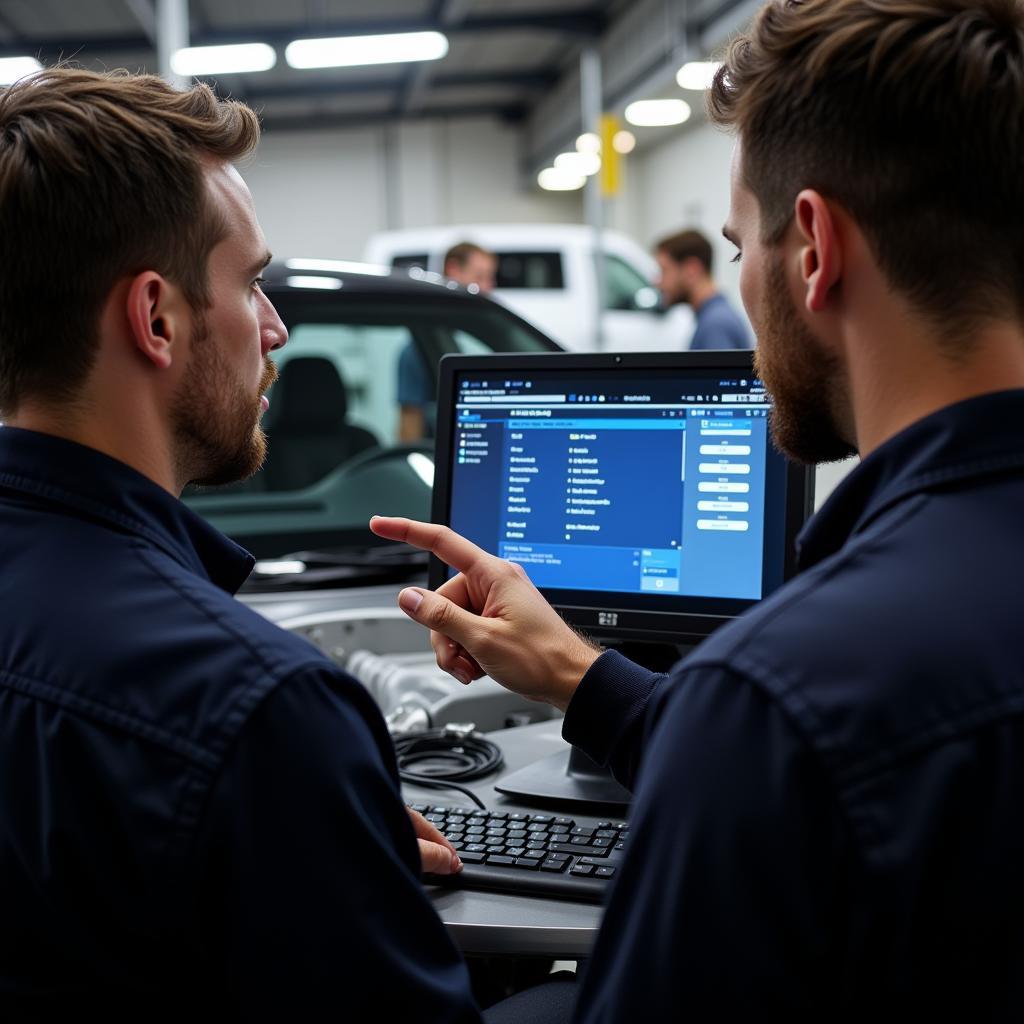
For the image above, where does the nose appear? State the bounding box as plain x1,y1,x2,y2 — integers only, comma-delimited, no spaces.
260,292,288,354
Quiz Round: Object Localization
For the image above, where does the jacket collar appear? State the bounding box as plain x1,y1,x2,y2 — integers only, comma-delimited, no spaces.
0,427,254,594
797,389,1024,570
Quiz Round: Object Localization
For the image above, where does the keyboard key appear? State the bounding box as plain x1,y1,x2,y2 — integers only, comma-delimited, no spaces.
546,852,570,863
410,804,429,813
464,844,487,853
485,837,505,847
570,863,595,877
447,816,466,825
485,827,507,837
514,857,541,870
549,842,608,858
541,858,569,872
426,813,446,824
554,817,575,827
570,836,591,846
506,847,527,858
508,812,529,822
549,824,570,834
486,855,515,866
615,841,626,851
595,866,616,878
432,806,451,814
595,829,617,839
571,826,595,837
530,815,553,824
526,840,547,850
489,812,508,820
458,851,486,864
597,821,613,829
592,838,612,849
507,829,528,840
527,822,549,833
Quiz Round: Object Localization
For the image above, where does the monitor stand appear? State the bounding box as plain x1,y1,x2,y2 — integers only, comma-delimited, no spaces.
493,641,689,815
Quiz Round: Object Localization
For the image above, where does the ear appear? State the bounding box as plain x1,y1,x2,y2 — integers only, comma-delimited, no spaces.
793,190,842,314
124,272,187,371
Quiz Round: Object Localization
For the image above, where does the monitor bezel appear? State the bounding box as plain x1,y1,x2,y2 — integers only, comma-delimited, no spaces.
429,351,815,645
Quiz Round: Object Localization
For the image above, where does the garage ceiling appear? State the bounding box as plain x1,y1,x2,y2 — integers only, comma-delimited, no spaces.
0,0,748,132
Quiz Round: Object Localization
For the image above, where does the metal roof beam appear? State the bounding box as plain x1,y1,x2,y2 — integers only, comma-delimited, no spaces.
259,103,527,134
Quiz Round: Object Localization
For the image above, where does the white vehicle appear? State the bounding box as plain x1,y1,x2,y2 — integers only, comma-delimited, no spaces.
363,223,694,353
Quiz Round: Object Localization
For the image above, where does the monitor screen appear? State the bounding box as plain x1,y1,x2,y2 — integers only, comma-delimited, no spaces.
430,352,814,644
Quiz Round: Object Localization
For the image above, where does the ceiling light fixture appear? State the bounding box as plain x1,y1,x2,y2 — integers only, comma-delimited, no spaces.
537,167,586,192
575,132,601,154
676,61,723,91
554,151,601,176
0,56,42,86
624,99,691,127
170,43,276,76
612,130,637,154
285,31,449,69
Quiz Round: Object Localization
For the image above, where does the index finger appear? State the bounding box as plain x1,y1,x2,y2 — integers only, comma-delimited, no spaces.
369,516,493,578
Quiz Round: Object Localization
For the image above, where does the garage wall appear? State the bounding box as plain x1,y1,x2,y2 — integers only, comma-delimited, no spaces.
240,117,582,262
614,118,742,311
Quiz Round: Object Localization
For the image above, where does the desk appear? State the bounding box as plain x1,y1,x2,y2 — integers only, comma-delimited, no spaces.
403,719,606,958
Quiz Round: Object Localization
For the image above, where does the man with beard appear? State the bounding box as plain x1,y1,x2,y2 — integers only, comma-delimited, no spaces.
371,0,1024,1017
0,68,489,1021
654,228,752,349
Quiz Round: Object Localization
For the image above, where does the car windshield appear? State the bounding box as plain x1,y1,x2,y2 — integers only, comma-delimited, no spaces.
183,276,556,586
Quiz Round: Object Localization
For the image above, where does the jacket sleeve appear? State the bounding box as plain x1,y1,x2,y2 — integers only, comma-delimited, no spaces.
575,662,848,1021
561,649,668,790
191,663,481,1023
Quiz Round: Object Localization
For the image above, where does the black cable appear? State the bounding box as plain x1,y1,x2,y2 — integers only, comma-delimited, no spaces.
394,728,504,811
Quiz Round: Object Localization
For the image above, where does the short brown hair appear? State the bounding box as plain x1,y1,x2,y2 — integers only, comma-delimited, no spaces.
443,241,493,271
0,68,260,415
709,0,1024,337
655,230,714,275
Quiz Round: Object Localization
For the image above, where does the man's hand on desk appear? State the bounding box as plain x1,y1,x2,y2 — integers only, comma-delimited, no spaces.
369,516,602,713
407,807,463,874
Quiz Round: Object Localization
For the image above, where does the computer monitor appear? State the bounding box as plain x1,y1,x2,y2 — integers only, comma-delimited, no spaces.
429,351,815,811
430,351,814,645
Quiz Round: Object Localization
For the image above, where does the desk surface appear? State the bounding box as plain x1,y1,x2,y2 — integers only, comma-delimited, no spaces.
403,719,608,958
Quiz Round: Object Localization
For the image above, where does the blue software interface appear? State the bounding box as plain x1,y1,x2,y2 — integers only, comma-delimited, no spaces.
448,369,779,602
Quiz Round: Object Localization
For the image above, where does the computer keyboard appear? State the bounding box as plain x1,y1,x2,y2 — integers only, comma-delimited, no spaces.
410,802,628,903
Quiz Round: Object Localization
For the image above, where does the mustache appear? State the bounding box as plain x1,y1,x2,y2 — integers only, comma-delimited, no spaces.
259,358,278,395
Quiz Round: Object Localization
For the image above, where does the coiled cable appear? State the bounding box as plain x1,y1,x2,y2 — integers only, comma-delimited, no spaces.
394,725,504,811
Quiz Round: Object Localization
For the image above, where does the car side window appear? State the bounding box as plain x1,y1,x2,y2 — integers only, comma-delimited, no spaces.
603,253,659,311
494,251,564,289
391,253,429,271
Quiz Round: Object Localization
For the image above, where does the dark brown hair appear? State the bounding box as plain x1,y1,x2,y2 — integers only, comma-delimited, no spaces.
443,241,494,271
0,68,260,415
709,0,1024,336
655,229,715,275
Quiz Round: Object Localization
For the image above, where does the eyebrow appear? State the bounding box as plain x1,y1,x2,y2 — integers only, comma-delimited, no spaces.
248,251,273,276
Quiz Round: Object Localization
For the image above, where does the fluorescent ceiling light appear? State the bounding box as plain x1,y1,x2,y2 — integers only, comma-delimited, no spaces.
0,57,42,86
554,151,601,177
286,31,449,70
171,43,276,77
575,132,601,154
285,275,343,290
624,99,691,127
285,257,390,276
613,130,636,154
538,167,585,192
676,61,723,91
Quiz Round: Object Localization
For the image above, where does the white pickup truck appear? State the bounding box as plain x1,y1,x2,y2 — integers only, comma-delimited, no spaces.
363,223,695,353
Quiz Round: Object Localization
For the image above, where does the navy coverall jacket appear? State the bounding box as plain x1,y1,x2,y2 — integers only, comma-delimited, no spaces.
0,427,479,1021
566,389,1024,1021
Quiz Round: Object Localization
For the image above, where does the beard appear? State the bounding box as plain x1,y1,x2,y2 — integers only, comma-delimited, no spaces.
172,314,278,488
754,255,857,465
